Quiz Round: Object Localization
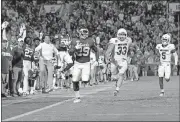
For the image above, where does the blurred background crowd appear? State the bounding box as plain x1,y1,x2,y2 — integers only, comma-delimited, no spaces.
2,0,180,64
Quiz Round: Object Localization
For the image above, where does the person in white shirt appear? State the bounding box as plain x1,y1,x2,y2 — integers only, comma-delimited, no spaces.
35,35,58,93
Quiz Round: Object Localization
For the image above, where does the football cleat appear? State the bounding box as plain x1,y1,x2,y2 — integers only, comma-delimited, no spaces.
73,98,81,103
18,88,23,94
30,90,35,95
114,90,119,96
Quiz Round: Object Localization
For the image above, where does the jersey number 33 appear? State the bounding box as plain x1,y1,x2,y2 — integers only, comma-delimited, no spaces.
116,44,127,55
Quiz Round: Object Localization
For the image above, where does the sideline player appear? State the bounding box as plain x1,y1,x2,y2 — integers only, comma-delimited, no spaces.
106,28,141,96
22,37,34,95
54,36,74,89
69,26,98,103
156,34,178,97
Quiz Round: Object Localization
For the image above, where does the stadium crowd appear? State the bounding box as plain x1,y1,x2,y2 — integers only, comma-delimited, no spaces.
1,0,180,98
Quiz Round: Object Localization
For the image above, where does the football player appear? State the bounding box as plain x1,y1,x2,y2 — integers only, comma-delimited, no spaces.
59,28,71,49
69,26,98,103
54,37,74,89
156,34,178,97
106,28,141,96
22,37,34,95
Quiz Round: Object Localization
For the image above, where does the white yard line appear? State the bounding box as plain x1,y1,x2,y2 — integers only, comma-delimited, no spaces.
2,95,46,107
89,113,179,116
2,86,113,121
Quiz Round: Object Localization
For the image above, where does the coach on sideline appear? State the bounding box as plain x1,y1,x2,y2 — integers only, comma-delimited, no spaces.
35,34,58,93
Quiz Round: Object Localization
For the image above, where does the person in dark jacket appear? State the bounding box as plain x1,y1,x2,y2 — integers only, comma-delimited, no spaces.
1,39,12,97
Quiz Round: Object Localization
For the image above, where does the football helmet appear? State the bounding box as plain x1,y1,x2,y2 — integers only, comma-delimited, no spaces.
161,34,170,46
24,37,32,46
117,28,127,41
78,27,89,39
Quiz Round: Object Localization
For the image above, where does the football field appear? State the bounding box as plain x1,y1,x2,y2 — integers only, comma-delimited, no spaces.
2,76,179,121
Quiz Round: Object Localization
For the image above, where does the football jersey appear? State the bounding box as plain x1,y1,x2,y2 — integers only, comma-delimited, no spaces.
24,45,34,61
70,37,97,63
109,37,132,61
60,34,71,48
156,44,176,63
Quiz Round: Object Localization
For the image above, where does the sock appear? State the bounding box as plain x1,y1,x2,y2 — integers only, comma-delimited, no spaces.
116,87,119,91
53,78,56,87
159,77,164,90
161,89,164,93
33,80,36,90
75,91,80,98
30,87,34,92
73,82,79,91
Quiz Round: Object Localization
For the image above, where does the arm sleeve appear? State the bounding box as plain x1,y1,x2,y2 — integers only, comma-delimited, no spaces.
2,28,7,40
91,42,98,53
35,43,42,52
53,45,58,56
105,43,115,62
69,39,76,56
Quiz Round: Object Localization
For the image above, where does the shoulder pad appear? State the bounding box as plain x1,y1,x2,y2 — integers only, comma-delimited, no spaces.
169,44,175,49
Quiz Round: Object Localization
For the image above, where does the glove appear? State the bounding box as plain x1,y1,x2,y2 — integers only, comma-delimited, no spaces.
75,44,81,50
2,21,9,29
55,65,61,69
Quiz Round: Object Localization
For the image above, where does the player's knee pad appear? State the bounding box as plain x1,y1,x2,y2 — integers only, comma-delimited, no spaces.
73,82,79,91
